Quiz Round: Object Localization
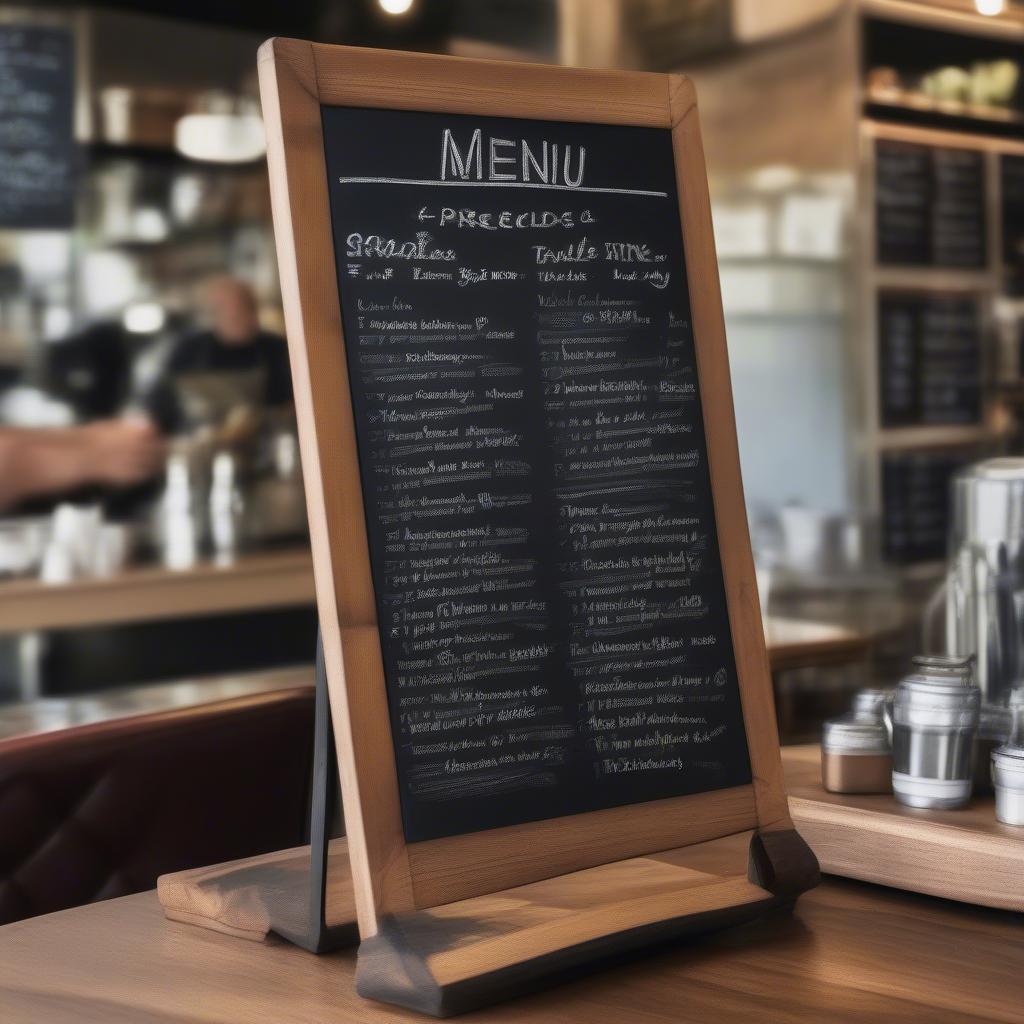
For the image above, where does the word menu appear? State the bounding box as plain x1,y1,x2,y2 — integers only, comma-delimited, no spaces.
323,106,751,842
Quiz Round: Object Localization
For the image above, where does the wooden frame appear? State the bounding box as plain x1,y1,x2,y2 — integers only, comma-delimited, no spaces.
258,39,817,1015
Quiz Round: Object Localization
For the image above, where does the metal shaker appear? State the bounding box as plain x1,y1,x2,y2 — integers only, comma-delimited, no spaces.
209,451,245,564
822,713,892,795
945,458,1024,707
853,688,893,718
992,687,1024,826
891,655,980,810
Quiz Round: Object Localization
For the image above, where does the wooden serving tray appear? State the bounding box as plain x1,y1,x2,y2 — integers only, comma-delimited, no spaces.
783,744,1024,912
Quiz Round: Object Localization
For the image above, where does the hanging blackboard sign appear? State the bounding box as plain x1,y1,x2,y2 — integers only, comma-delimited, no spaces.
1002,155,1024,297
258,40,817,1017
0,24,75,229
878,292,982,429
875,140,985,269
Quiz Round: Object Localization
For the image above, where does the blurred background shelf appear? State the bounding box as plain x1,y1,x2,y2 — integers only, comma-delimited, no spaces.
865,96,1024,138
0,547,314,634
869,267,997,290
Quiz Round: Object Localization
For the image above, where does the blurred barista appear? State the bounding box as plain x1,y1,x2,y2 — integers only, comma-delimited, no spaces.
146,276,292,437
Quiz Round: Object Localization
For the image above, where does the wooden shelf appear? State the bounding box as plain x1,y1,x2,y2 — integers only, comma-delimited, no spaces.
860,0,1024,40
867,93,1023,130
870,267,996,291
863,116,1024,155
784,744,1024,912
876,422,996,449
0,547,315,634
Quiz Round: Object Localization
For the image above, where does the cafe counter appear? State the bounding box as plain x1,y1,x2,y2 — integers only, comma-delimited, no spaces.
0,845,1017,1023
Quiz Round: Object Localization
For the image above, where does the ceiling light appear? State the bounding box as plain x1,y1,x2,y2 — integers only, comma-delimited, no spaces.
975,0,1005,15
379,0,414,15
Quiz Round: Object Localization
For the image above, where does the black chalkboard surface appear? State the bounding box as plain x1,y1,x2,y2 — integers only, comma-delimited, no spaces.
878,292,981,428
875,140,985,268
1002,155,1024,297
0,25,75,229
882,448,979,565
322,105,751,843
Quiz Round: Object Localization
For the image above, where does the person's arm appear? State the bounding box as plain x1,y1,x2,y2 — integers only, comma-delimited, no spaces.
0,419,165,513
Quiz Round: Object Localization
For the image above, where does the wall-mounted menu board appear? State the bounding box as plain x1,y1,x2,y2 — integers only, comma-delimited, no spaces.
0,24,75,229
323,106,751,843
1002,155,1024,298
882,448,979,564
878,292,982,428
875,140,985,268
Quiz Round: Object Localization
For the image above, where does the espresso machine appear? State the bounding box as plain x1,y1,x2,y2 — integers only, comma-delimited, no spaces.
945,458,1024,707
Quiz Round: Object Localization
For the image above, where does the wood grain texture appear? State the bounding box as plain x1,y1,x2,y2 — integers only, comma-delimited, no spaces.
158,839,356,944
258,39,800,940
259,38,412,937
4,874,1024,1023
357,832,780,1015
405,785,757,908
784,744,1024,911
309,42,673,126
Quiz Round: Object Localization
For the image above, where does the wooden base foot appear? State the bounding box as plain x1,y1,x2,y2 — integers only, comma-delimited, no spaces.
356,829,817,1017
160,829,818,1016
158,838,358,951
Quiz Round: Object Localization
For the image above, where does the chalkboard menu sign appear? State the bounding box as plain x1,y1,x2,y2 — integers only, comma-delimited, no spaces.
878,292,981,428
882,448,977,564
322,106,751,843
1002,155,1024,297
259,42,817,1013
875,141,985,268
0,24,75,229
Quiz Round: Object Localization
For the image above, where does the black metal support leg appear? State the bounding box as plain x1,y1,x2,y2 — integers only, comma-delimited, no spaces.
304,629,357,952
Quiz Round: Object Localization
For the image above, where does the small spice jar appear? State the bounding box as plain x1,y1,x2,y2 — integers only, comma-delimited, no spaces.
992,742,1024,826
822,713,892,794
891,655,979,810
993,691,1024,826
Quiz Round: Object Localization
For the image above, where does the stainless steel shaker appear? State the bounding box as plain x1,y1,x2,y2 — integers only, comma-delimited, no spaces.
209,451,245,563
992,688,1024,826
945,459,1024,707
891,655,980,809
853,688,892,718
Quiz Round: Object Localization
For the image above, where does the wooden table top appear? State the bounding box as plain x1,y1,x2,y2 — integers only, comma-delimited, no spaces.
0,875,1020,1022
763,615,870,671
0,665,315,744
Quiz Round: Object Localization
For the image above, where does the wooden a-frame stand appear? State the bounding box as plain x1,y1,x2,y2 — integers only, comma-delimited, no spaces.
160,630,818,1015
159,38,820,1018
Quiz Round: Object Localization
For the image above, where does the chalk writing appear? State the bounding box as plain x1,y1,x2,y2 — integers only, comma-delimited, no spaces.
324,106,751,842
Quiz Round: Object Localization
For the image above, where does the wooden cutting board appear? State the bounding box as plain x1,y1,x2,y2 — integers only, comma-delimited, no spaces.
783,744,1024,911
